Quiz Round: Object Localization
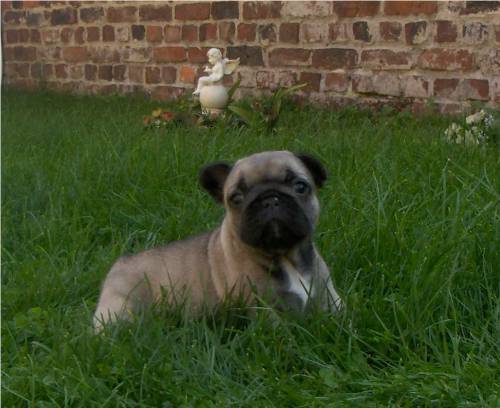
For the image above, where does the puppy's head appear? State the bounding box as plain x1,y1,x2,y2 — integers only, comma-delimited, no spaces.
200,151,327,253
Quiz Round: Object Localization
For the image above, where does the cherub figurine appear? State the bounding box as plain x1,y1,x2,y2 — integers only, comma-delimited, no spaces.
193,48,239,96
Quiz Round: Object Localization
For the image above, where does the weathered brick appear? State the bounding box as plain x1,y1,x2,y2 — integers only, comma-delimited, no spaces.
60,27,72,43
329,23,349,42
463,22,488,44
89,46,120,63
182,25,198,42
102,25,114,42
333,1,380,17
51,7,77,25
402,76,429,97
259,24,276,43
128,65,144,83
282,1,331,17
4,10,25,24
30,62,42,79
162,67,177,83
269,48,310,66
462,78,489,100
16,28,28,43
113,65,126,82
16,63,30,78
74,27,85,44
256,71,275,88
42,29,59,44
384,1,437,16
80,7,103,23
459,1,500,14
165,25,181,42
353,21,371,42
151,85,184,101
279,22,299,43
312,48,357,69
122,47,150,63
405,21,427,45
238,23,256,41
200,23,217,41
55,63,67,79
187,47,210,63
299,72,321,92
87,26,99,42
418,49,475,71
69,65,84,80
63,46,87,63
116,27,129,42
325,72,349,93
175,3,211,20
227,46,263,66
5,29,18,44
435,21,457,43
361,49,412,69
495,25,500,43
139,4,172,21
146,26,163,42
153,46,186,63
219,22,236,42
107,6,137,23
243,2,282,19
43,63,54,78
98,65,113,81
179,65,196,84
212,2,239,19
434,78,460,98
278,71,297,87
30,29,41,43
380,22,402,41
302,22,328,43
84,64,97,80
352,73,400,96
132,25,146,41
13,46,37,61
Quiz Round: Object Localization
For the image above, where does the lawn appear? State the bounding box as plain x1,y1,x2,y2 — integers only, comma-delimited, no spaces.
2,89,499,406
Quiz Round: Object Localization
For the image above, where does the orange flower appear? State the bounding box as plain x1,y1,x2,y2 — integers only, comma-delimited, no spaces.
160,111,175,121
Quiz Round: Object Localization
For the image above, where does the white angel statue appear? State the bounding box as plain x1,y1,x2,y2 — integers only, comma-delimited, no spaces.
193,48,240,96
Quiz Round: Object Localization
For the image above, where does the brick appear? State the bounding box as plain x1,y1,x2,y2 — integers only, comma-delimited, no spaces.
80,7,103,23
37,46,61,61
30,29,41,43
165,25,181,42
279,22,299,43
463,22,488,44
329,23,349,42
175,3,211,20
102,25,114,42
238,23,256,41
200,23,217,41
434,78,460,98
42,29,59,44
212,2,239,19
459,1,500,14
302,22,328,43
269,48,310,66
384,1,437,16
16,63,30,78
162,67,177,83
113,65,126,82
87,26,99,42
462,79,489,100
435,21,457,43
258,24,276,43
60,27,72,43
128,65,144,83
243,2,282,19
98,65,113,81
418,49,475,71
13,46,37,61
5,29,18,44
107,6,137,23
30,62,42,79
146,26,163,43
17,28,28,43
227,46,263,66
188,47,210,63
122,47,150,63
88,46,120,63
299,72,321,92
361,49,412,69
352,73,400,96
139,4,172,21
256,71,275,88
220,22,236,42
26,11,43,27
84,64,97,80
333,1,380,17
380,22,402,41
495,25,500,43
405,21,427,45
116,27,129,42
63,46,87,62
402,76,429,97
182,25,198,42
4,10,25,24
353,21,371,42
69,65,84,80
479,49,500,74
132,25,145,41
153,46,186,63
325,72,349,93
51,7,77,25
312,48,357,69
151,86,184,101
179,65,196,84
282,2,331,17
278,71,297,87
43,63,53,78
74,27,85,44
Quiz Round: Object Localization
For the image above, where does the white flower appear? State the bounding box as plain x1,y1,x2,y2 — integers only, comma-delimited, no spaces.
484,114,494,128
466,110,486,125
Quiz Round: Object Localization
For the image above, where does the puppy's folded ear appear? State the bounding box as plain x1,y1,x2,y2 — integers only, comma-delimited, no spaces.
199,162,232,203
295,154,328,189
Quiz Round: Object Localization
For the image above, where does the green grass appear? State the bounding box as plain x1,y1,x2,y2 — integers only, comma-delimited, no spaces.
2,89,499,407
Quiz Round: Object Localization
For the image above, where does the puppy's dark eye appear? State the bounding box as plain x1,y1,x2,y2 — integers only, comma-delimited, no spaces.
294,181,309,195
229,193,244,206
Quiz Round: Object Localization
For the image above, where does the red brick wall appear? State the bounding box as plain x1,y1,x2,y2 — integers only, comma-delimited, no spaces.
2,1,499,113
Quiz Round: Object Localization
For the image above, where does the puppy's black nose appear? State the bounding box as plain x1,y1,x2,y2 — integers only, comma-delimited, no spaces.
262,195,280,209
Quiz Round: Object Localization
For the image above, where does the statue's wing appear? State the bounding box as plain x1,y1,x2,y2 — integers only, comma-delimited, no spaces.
223,58,240,75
